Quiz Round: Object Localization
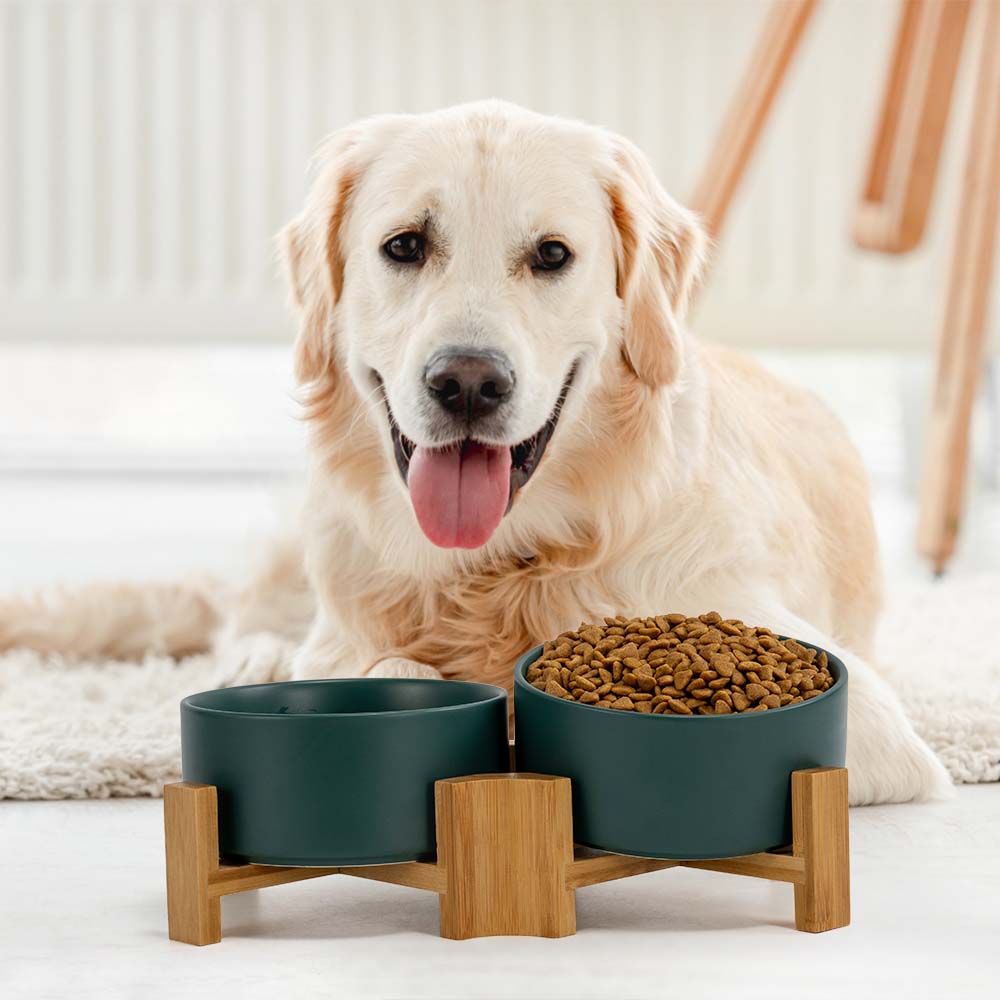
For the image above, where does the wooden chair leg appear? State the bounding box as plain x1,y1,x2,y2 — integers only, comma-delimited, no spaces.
917,0,1000,574
690,0,818,241
435,773,576,940
853,0,970,253
164,782,222,946
792,767,850,933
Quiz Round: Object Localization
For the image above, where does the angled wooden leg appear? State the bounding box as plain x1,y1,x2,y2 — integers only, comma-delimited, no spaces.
917,0,1000,574
792,767,850,933
435,773,576,940
690,0,818,241
853,0,970,253
164,782,222,945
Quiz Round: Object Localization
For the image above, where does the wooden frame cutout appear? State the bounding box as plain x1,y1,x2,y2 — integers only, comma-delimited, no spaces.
917,0,1000,573
853,0,971,253
690,0,819,241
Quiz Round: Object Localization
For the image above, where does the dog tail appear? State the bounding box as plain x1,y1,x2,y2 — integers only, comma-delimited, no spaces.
0,577,228,661
0,534,315,662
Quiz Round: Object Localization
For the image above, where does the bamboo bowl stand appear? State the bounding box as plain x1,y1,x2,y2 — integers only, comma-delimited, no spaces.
164,765,849,943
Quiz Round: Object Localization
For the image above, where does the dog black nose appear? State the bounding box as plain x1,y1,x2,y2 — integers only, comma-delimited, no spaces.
424,350,514,419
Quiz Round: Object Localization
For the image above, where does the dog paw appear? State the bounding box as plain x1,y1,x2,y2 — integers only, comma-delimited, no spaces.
846,664,954,806
366,657,444,680
211,632,296,688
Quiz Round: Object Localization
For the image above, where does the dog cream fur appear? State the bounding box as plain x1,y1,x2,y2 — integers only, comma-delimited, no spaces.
0,101,950,807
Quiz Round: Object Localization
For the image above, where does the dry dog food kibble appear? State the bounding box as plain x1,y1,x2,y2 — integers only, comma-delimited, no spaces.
526,613,834,715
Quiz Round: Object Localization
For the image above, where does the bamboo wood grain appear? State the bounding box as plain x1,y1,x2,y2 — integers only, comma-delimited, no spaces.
682,852,805,884
792,767,850,932
435,773,577,939
339,861,446,893
164,768,850,942
567,849,804,888
164,782,221,945
917,0,1000,574
853,0,970,253
207,860,445,897
690,0,818,241
209,863,340,897
567,853,679,889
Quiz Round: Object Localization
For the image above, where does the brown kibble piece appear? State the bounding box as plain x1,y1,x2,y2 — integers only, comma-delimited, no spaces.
711,655,735,677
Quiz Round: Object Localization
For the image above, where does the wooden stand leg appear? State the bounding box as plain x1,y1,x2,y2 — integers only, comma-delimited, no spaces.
792,767,850,933
690,0,817,241
853,0,970,253
164,782,222,946
917,0,1000,574
435,773,576,940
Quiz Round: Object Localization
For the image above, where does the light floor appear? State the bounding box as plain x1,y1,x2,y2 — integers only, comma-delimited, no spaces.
1,788,997,999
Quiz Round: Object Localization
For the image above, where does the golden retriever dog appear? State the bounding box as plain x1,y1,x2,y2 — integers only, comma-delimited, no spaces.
0,101,949,807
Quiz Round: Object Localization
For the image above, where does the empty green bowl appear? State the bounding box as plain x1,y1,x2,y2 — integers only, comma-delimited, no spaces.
513,641,847,859
181,678,508,866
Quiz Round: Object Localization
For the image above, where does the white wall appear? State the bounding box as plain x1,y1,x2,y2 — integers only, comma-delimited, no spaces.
2,0,996,351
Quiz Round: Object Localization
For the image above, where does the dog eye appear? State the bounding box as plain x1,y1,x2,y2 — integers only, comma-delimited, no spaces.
383,232,425,264
533,240,571,272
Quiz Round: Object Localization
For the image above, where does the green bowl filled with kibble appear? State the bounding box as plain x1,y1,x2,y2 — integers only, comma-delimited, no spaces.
512,612,847,860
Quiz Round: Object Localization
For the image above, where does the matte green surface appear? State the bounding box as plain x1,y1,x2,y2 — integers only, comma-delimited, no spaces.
181,678,508,866
513,640,847,859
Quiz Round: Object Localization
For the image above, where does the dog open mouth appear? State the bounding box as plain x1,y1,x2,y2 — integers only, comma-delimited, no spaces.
384,367,575,549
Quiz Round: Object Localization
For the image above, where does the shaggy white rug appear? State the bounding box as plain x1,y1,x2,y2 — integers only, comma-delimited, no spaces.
1,575,997,799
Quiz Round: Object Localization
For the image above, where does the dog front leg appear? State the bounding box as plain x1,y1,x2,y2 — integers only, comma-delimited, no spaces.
365,657,444,679
289,620,367,680
289,619,442,681
708,596,952,807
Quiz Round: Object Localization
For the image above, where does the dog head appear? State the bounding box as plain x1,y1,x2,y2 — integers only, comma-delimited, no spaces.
281,101,705,553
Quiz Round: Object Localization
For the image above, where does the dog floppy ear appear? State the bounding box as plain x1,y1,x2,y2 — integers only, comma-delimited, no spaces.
605,135,708,388
279,127,365,386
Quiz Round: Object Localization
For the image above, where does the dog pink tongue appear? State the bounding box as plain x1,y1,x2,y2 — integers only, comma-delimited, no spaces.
408,441,512,548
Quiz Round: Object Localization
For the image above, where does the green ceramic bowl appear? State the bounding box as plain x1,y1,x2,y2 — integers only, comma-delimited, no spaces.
181,678,508,866
513,640,847,859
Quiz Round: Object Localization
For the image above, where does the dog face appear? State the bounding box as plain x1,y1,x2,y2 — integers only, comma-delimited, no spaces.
282,101,705,552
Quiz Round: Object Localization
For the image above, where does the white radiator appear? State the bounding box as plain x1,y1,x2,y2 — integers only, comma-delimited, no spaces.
0,0,993,349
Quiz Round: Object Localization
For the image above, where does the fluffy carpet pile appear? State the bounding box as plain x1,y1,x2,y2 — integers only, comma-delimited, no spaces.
1,574,997,799
875,573,1000,786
